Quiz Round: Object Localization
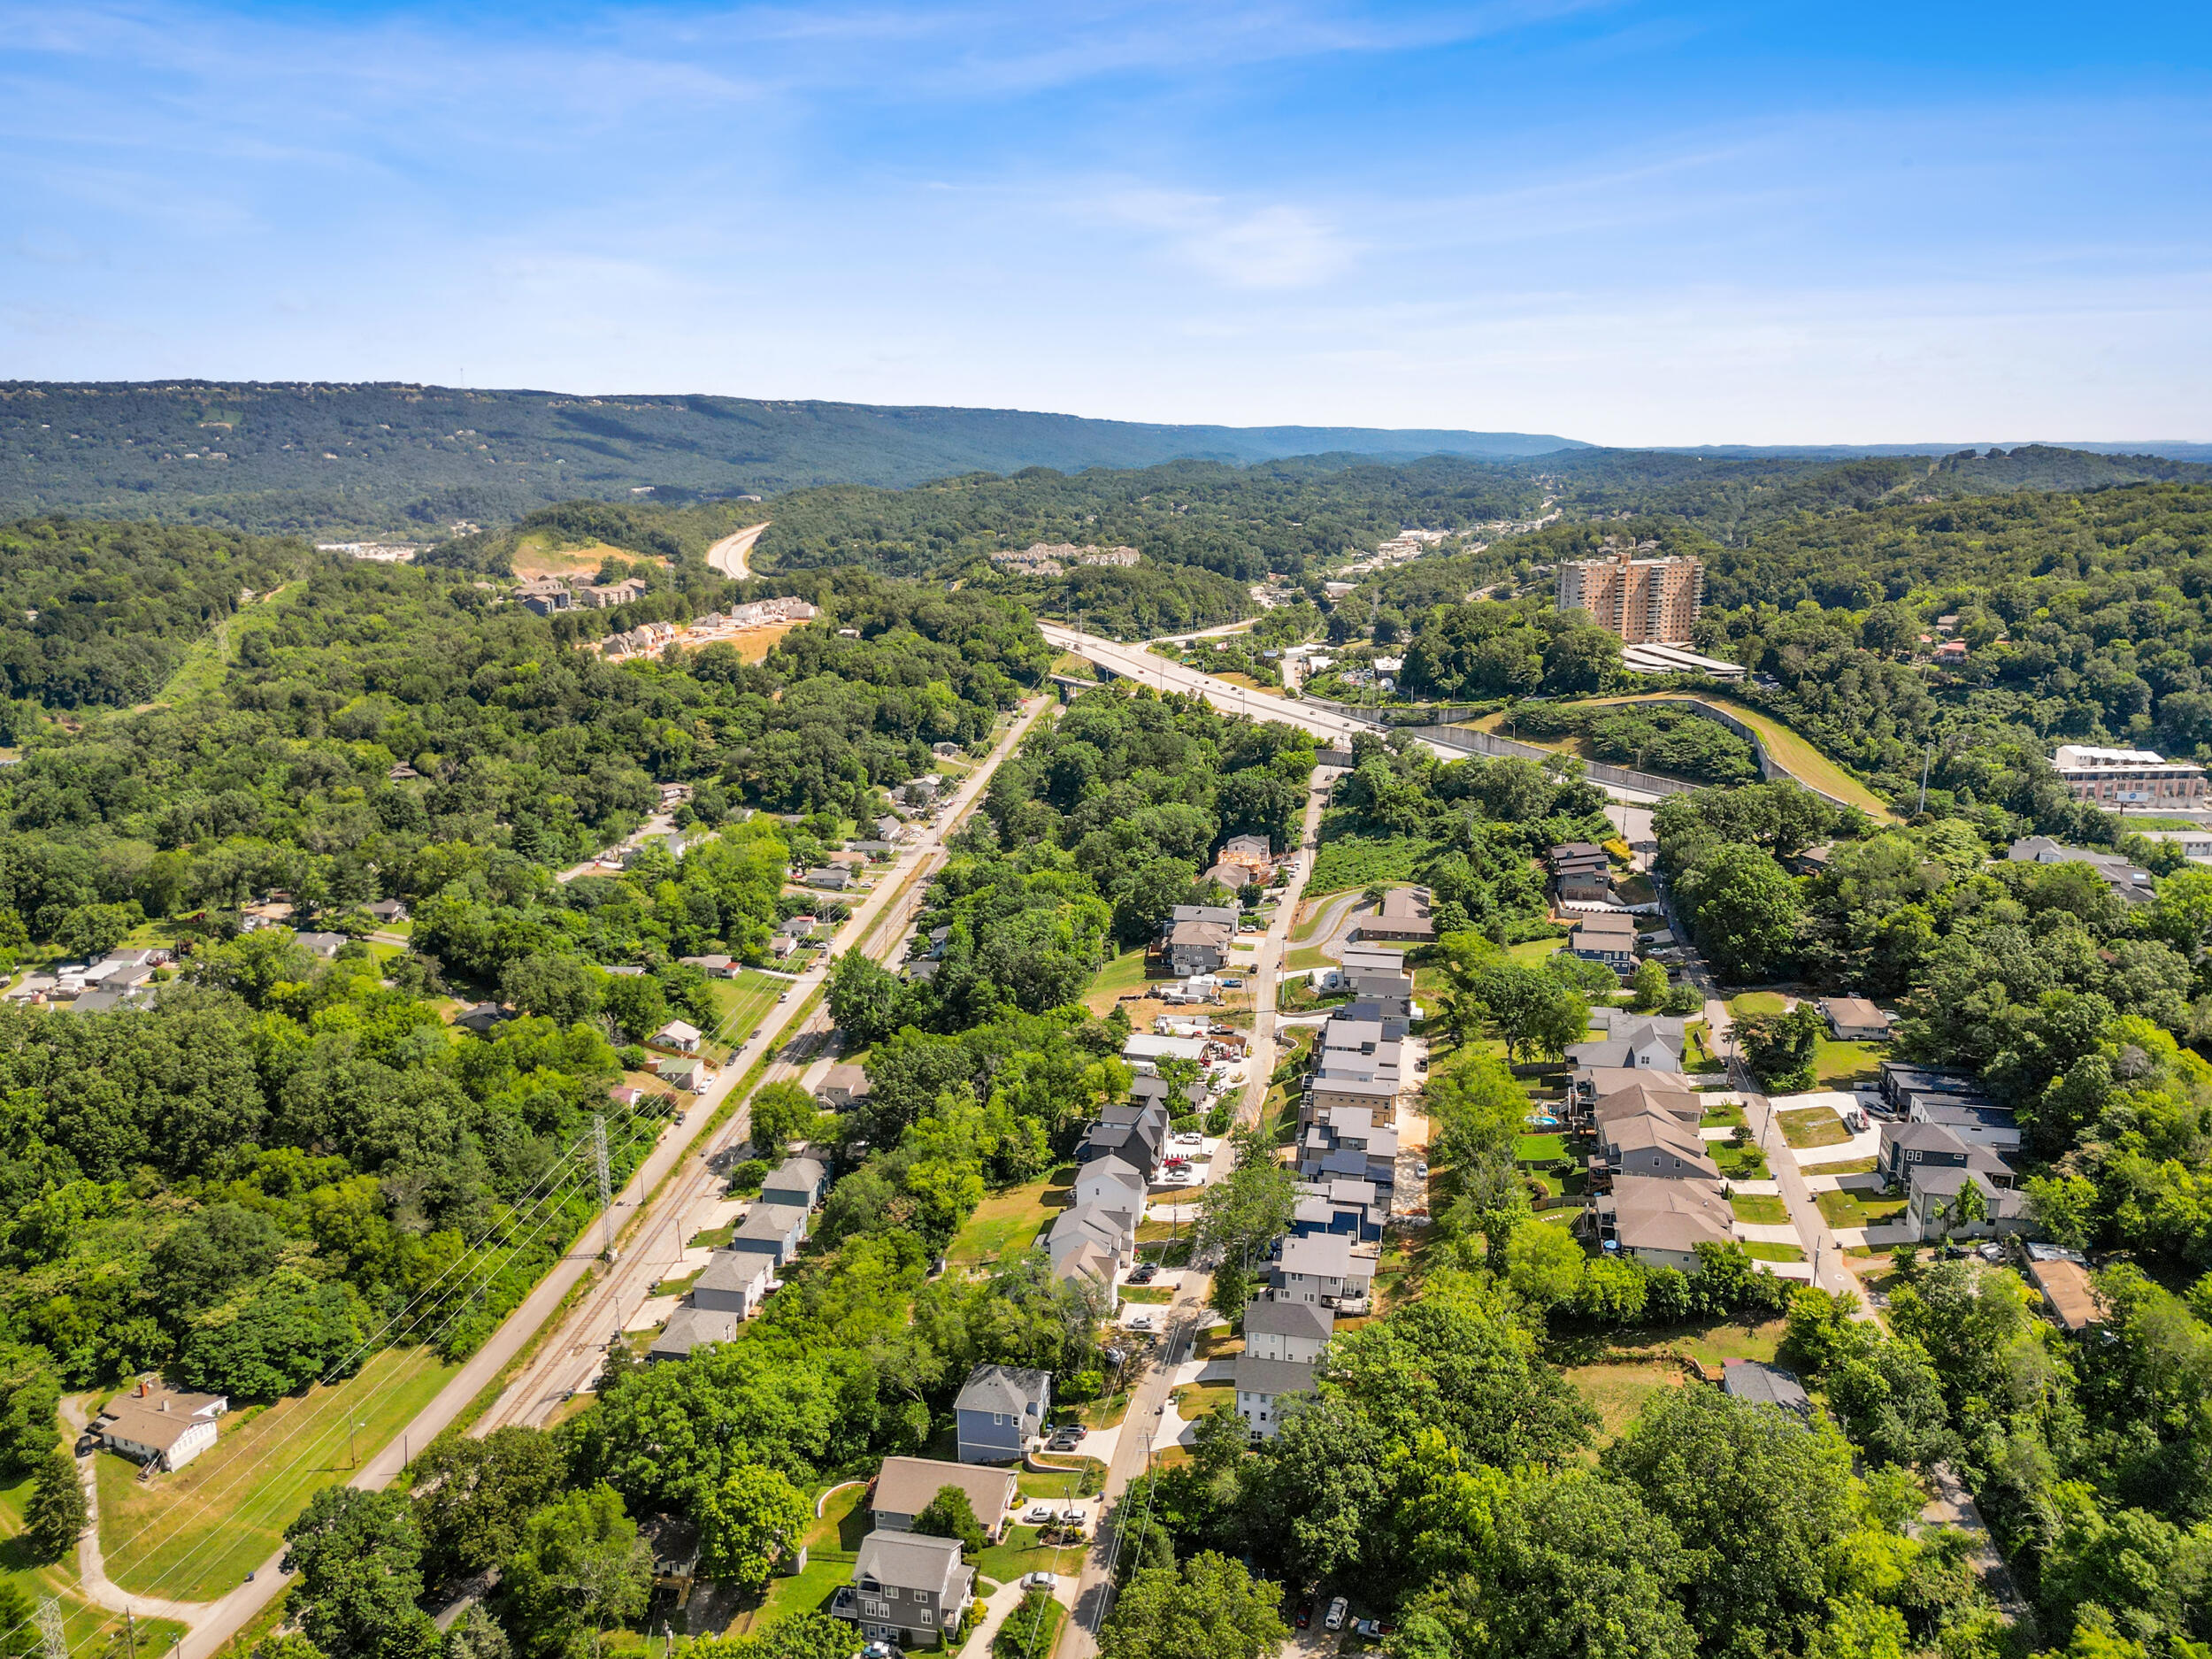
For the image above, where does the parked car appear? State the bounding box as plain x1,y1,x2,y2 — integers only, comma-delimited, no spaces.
1295,1601,1314,1630
1414,1159,1429,1179
1021,1572,1058,1592
1025,1504,1055,1523
1325,1597,1348,1632
1354,1619,1395,1638
1129,1265,1157,1284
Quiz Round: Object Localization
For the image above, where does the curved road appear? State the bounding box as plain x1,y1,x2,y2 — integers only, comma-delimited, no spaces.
706,522,768,580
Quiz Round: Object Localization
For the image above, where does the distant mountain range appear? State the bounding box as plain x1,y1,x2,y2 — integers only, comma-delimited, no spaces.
0,379,2201,538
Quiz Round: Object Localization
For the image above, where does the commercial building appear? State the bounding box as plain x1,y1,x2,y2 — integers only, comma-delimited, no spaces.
1555,541,1704,644
2050,745,2208,810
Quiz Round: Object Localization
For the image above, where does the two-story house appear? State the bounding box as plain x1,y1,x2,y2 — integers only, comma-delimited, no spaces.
1877,1121,2013,1194
869,1457,1018,1541
727,1202,810,1267
760,1156,829,1210
691,1250,773,1318
1072,1159,1148,1221
1242,1297,1333,1363
1234,1356,1316,1442
1568,912,1640,973
954,1364,1052,1464
1598,1113,1720,1182
1159,905,1238,977
1272,1232,1378,1310
834,1531,974,1648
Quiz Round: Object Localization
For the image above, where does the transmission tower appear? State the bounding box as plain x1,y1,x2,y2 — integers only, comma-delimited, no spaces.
35,1595,65,1659
592,1115,613,1258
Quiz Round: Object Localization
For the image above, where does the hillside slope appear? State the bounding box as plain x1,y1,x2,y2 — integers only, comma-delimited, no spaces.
0,380,1580,537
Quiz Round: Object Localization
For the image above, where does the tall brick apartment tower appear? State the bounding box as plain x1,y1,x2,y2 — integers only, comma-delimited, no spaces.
1555,540,1704,644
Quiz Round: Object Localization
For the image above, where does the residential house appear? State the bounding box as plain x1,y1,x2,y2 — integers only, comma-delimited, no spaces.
727,1202,809,1267
294,931,348,958
1820,997,1893,1041
691,1251,772,1318
1548,841,1613,902
2007,835,2157,905
1290,1179,1382,1242
1722,1360,1812,1417
2026,1255,2104,1333
1566,1023,1682,1073
1360,887,1435,943
1589,1080,1704,1133
1241,1298,1333,1363
1158,904,1238,977
1586,1008,1688,1042
1876,1121,2012,1194
454,1002,511,1035
1079,1116,1165,1181
833,1531,974,1648
1234,1356,1316,1442
1126,1075,1207,1115
760,1156,829,1210
1072,1159,1149,1221
1609,1202,1733,1273
1338,943,1406,979
818,1063,871,1110
518,578,573,616
1120,1033,1209,1076
1905,1095,2021,1153
680,954,741,979
954,1365,1052,1464
1303,1074,1399,1121
1905,1167,2027,1240
1878,1062,1980,1110
1569,912,1640,972
1273,1232,1379,1310
96,1380,229,1472
869,1458,1017,1540
1599,1114,1721,1182
896,776,942,809
1218,833,1277,882
1048,1200,1138,1277
653,1019,703,1054
805,867,857,892
659,1059,710,1094
366,898,410,924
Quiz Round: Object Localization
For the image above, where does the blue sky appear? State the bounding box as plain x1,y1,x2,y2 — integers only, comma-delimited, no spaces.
4,0,2209,443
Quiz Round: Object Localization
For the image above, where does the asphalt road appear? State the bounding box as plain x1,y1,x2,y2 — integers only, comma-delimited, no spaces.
165,693,1053,1659
705,522,768,580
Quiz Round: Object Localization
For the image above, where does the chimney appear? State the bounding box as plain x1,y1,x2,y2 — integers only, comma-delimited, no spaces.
160,1399,171,1412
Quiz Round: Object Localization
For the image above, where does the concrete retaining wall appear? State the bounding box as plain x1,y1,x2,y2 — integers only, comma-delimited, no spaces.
1409,724,1694,798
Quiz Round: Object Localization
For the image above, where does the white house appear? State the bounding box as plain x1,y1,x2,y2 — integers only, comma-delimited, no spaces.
96,1380,229,1472
1234,1355,1315,1441
1241,1298,1333,1363
1273,1233,1377,1309
654,1019,703,1054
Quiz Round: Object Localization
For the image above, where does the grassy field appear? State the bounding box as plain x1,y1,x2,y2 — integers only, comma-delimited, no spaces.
1744,1241,1808,1263
1820,1156,1880,1177
705,970,791,1059
151,582,294,707
1283,944,1335,972
100,1346,457,1601
1728,992,1788,1018
1814,1038,1888,1087
1712,1141,1770,1180
948,1172,1064,1269
1700,1098,1747,1128
1778,1108,1854,1150
1604,1316,1787,1371
1118,1286,1174,1305
1816,1190,1909,1229
1729,1194,1790,1225
976,1523,1086,1590
1082,947,1155,1013
1567,1362,1686,1444
0,1475,188,1659
1517,1133,1566,1163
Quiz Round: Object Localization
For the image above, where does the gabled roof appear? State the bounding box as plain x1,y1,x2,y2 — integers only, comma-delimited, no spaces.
854,1529,968,1597
1880,1120,1973,1156
1722,1359,1811,1413
695,1251,772,1295
956,1364,1051,1417
734,1203,808,1241
650,1305,743,1359
1613,1206,1731,1254
1233,1355,1317,1398
1076,1160,1148,1198
1279,1233,1373,1279
765,1156,827,1192
872,1456,1014,1521
1242,1300,1334,1342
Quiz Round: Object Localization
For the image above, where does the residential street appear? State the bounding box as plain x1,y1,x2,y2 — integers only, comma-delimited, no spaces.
165,694,1054,1659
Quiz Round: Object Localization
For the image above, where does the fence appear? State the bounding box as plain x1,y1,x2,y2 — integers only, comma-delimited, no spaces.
1408,724,1694,798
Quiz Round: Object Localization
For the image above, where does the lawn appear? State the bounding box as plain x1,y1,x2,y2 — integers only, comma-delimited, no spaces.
0,1474,188,1659
1566,1362,1686,1444
975,1524,1086,1590
1821,1156,1879,1177
1018,1459,1104,1501
99,1346,457,1601
1728,992,1788,1018
1814,1038,1888,1087
1711,1141,1770,1180
1778,1108,1854,1150
1700,1098,1747,1129
742,1546,854,1631
1603,1316,1788,1372
1729,1194,1791,1225
1816,1190,1910,1229
1283,944,1335,972
1082,947,1156,1013
947,1173,1064,1269
1517,1133,1567,1164
1118,1286,1173,1305
1173,1382,1236,1423
1507,936,1566,968
706,970,790,1060
1745,1241,1808,1263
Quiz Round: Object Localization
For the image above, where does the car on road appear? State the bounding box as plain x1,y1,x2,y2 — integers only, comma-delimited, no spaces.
1325,1597,1348,1632
777,992,789,1002
1020,1572,1058,1592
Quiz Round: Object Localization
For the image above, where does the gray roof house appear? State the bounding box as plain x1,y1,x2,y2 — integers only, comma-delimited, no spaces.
869,1457,1018,1541
1877,1121,2012,1194
1241,1298,1333,1363
728,1202,809,1266
1722,1359,1812,1417
833,1531,973,1648
954,1364,1052,1465
649,1305,743,1363
1234,1355,1316,1441
760,1156,829,1210
691,1251,772,1318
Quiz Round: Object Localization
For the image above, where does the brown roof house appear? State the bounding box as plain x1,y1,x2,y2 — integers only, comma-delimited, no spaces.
1359,887,1435,943
97,1379,229,1472
1820,997,1893,1042
869,1456,1018,1540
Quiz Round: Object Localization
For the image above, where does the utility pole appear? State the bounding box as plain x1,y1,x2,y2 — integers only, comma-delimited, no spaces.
35,1596,65,1659
125,1611,136,1659
1917,742,1934,816
593,1115,613,1259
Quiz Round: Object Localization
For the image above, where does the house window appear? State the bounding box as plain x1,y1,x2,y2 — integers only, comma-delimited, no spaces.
995,1412,1005,1426
885,1587,901,1601
862,1600,889,1620
918,1612,935,1628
